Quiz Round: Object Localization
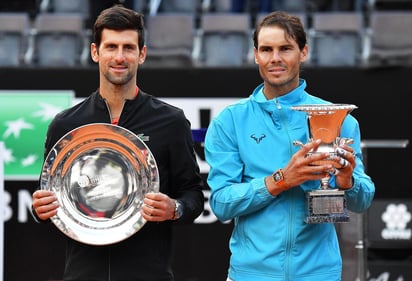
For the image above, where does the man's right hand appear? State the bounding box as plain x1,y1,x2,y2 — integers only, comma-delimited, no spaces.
266,139,332,196
32,190,59,221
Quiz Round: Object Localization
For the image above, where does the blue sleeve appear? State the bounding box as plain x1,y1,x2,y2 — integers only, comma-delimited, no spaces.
336,116,375,212
204,113,274,222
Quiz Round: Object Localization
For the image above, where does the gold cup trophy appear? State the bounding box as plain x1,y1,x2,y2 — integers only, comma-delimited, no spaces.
291,104,357,224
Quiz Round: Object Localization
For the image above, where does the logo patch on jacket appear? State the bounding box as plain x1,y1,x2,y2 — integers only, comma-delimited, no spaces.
137,133,150,142
250,134,266,144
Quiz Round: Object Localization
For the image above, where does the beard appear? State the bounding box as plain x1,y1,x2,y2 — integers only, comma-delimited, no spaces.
103,68,135,86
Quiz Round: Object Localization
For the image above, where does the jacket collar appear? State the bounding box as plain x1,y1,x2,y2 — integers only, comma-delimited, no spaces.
251,79,308,112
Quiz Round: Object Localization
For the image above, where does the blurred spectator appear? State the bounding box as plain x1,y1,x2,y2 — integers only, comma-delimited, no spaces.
88,0,135,28
231,0,273,13
310,0,367,11
0,0,39,18
231,0,310,14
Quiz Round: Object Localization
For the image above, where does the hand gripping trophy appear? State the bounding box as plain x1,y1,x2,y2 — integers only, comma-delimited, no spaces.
291,104,357,224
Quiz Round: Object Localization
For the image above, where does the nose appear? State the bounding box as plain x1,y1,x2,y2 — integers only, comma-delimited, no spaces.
270,50,281,62
113,48,126,62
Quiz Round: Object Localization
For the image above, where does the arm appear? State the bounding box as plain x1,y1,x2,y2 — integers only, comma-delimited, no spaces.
32,118,61,223
332,117,375,213
170,116,205,223
336,119,375,212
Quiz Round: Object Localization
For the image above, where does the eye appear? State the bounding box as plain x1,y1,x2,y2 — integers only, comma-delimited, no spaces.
260,47,271,52
281,46,293,51
124,45,136,50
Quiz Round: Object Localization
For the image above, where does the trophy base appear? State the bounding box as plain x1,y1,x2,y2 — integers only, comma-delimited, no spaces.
305,189,350,224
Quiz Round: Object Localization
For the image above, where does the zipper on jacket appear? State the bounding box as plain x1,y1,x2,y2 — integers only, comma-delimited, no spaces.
275,98,282,110
104,99,125,124
274,98,293,157
274,97,296,280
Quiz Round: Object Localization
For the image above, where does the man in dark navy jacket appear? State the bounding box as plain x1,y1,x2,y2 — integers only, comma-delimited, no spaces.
31,5,204,281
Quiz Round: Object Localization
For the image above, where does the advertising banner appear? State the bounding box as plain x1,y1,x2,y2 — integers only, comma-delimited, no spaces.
0,141,4,281
0,91,73,180
368,199,412,248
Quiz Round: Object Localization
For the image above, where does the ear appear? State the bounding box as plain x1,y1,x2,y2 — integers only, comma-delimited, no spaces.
300,44,309,63
90,43,99,63
138,45,147,65
254,48,258,65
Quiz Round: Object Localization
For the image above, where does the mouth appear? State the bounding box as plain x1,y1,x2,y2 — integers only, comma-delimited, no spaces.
110,65,128,73
268,67,286,75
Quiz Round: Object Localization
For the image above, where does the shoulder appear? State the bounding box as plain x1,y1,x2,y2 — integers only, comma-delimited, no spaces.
47,93,100,140
140,91,186,119
214,97,253,121
51,94,95,124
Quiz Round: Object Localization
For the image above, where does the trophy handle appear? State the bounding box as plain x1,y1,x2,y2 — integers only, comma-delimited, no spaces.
337,137,354,146
293,140,304,148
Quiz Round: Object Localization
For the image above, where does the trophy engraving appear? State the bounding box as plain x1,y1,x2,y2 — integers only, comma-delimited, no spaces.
291,104,357,224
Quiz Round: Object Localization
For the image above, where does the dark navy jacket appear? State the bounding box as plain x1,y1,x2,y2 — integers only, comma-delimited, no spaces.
42,89,204,281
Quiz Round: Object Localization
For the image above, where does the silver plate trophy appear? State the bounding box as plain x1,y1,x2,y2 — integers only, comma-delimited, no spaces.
291,104,357,224
40,123,159,245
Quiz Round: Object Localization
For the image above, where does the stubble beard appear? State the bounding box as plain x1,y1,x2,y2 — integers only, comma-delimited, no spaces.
104,69,135,86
